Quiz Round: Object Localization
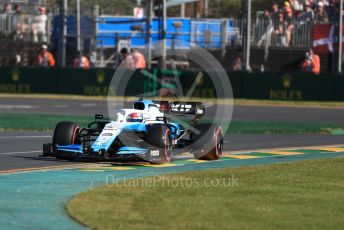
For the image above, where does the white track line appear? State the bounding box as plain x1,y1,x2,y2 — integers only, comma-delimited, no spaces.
0,104,39,109
0,136,51,139
81,103,97,107
0,150,41,155
53,105,69,108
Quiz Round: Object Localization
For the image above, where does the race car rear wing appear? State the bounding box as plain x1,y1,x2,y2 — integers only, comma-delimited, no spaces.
154,101,205,116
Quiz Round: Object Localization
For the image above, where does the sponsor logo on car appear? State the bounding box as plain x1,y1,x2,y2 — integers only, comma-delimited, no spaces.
150,150,160,157
102,133,113,136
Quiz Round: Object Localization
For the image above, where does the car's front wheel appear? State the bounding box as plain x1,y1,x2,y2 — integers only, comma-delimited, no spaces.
52,121,79,159
145,125,173,164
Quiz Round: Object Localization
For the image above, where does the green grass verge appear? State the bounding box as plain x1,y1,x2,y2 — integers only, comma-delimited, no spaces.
226,120,344,135
3,93,344,108
67,157,344,230
0,113,344,134
234,99,344,108
0,113,91,131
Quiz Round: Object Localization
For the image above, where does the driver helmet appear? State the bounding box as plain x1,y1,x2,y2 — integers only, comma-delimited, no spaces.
127,113,143,122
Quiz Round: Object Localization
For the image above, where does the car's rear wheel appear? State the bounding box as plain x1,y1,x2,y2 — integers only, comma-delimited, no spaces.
145,125,172,163
191,124,223,160
52,122,79,159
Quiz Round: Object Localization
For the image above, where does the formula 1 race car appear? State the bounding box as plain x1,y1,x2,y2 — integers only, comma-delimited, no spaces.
43,99,223,163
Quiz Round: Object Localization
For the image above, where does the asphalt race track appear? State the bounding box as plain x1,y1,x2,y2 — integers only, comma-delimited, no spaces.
1,96,344,230
1,131,344,172
2,97,344,123
1,96,344,172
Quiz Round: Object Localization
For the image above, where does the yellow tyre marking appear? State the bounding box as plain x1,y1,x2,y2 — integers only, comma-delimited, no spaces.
101,167,135,170
79,167,134,171
129,162,151,167
310,147,344,152
265,151,304,155
146,163,178,168
80,169,106,172
0,163,95,174
224,155,260,159
187,159,208,163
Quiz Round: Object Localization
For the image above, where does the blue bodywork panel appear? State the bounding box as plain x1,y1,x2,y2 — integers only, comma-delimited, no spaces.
91,122,147,153
56,144,83,154
123,123,147,132
118,147,148,155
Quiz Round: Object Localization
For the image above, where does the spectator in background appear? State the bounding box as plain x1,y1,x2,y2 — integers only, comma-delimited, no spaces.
2,3,12,14
284,2,294,32
284,1,294,20
322,0,330,6
283,2,295,47
10,54,21,66
271,2,280,22
112,46,122,68
327,0,339,24
11,4,22,33
289,0,303,11
273,12,294,47
273,12,286,46
12,4,29,40
132,48,146,69
263,9,271,19
301,48,320,74
31,6,47,43
232,52,243,71
285,23,294,47
303,1,315,18
271,2,280,17
90,51,97,67
120,48,135,71
1,3,13,35
314,1,329,24
262,9,272,29
22,53,29,66
308,0,318,11
73,51,90,69
34,44,55,67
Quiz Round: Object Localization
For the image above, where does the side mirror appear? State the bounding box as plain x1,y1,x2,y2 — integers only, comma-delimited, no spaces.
95,114,104,121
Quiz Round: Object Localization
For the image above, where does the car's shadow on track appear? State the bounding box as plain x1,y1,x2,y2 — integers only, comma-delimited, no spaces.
12,156,81,163
12,155,193,167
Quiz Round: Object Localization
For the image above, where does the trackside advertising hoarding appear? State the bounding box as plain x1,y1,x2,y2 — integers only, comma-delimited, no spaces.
0,67,340,101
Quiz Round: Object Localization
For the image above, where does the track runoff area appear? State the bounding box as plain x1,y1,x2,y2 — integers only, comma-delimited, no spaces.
0,144,343,229
0,96,344,229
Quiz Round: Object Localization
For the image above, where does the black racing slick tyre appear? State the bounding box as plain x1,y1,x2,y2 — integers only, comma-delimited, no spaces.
145,125,172,164
52,122,79,159
53,122,80,146
191,124,223,160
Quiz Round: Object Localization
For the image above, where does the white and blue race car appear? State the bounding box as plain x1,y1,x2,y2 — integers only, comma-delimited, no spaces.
43,99,224,163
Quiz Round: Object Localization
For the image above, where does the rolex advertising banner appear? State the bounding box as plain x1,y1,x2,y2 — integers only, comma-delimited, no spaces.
58,68,149,96
0,67,149,96
0,67,339,101
0,67,58,94
242,72,333,101
333,75,344,101
58,68,114,95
